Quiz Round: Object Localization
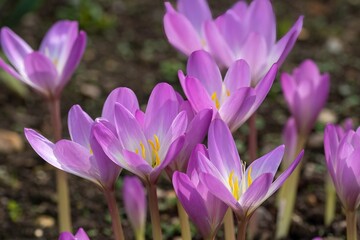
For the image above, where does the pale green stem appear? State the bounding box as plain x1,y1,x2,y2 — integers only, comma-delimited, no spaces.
135,231,145,240
147,183,162,239
275,134,307,239
324,173,336,226
103,189,125,240
224,208,235,240
48,97,72,232
346,210,357,240
177,199,191,240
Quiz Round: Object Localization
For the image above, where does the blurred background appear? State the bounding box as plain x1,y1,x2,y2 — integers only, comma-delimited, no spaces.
0,0,359,239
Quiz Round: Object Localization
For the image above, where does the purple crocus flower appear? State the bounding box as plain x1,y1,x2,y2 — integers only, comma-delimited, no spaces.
324,124,360,211
281,59,330,136
59,228,90,240
25,104,121,190
123,176,147,240
24,87,140,189
179,50,277,132
173,144,228,239
199,119,303,221
163,0,212,56
93,83,187,184
205,0,303,84
0,20,86,99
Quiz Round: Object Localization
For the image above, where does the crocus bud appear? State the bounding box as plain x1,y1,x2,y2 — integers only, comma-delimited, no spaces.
281,59,330,136
123,176,146,240
58,228,90,240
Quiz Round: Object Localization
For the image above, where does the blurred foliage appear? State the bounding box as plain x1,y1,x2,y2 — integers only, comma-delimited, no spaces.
0,0,43,26
56,0,116,33
7,199,23,222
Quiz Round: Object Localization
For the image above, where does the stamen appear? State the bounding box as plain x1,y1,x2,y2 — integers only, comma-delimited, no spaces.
148,135,161,168
228,170,239,200
140,142,146,159
247,167,253,187
211,92,220,109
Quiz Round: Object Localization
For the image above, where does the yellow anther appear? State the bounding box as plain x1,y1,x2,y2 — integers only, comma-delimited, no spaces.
135,148,139,154
140,142,146,159
211,92,220,110
154,135,160,151
247,167,253,187
228,170,240,200
148,135,161,168
89,148,93,155
228,170,234,190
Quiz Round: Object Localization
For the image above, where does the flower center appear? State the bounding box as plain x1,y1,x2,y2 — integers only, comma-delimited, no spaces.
135,134,161,168
228,167,253,201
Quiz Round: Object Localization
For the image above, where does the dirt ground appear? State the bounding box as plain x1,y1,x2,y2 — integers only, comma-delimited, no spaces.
0,0,360,239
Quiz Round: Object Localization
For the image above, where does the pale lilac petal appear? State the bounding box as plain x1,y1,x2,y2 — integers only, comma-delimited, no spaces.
208,119,242,177
53,140,99,186
241,33,268,83
114,103,149,156
177,0,212,35
24,51,58,94
101,87,139,123
247,145,285,180
204,20,234,67
39,20,78,74
231,1,248,18
150,136,185,183
68,105,94,148
144,83,180,138
266,150,304,198
24,128,60,168
224,59,251,91
280,72,296,107
122,150,153,182
89,127,121,190
239,173,272,215
183,76,216,114
74,228,90,240
187,50,222,94
338,162,360,210
171,109,212,173
1,27,33,72
135,110,145,128
219,87,256,132
57,31,86,94
186,144,209,178
251,64,278,110
269,16,303,66
245,0,276,47
161,111,188,155
282,118,298,168
215,10,247,54
123,176,146,233
164,3,203,56
173,172,212,237
201,173,242,214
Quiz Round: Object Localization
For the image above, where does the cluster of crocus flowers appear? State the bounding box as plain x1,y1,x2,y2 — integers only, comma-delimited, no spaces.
24,87,144,240
0,20,86,99
174,119,304,239
164,0,303,83
179,50,277,132
324,124,360,240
